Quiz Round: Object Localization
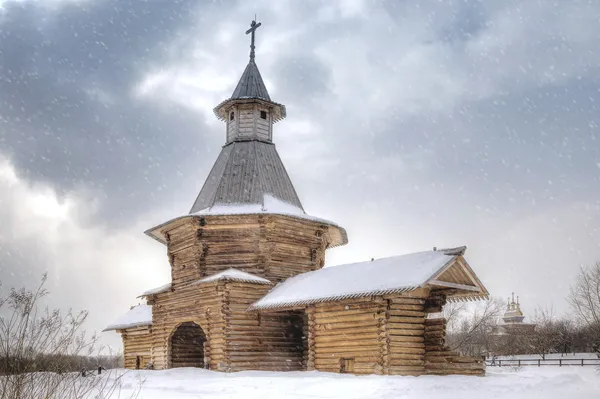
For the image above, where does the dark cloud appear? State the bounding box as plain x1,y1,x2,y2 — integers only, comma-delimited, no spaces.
0,0,231,225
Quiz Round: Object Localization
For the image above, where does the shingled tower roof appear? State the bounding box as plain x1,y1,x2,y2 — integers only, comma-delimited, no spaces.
190,20,301,214
231,61,271,101
189,140,303,213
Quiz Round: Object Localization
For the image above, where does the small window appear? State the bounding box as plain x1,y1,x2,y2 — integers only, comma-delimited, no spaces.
135,356,141,370
339,358,355,373
260,110,267,120
230,112,234,121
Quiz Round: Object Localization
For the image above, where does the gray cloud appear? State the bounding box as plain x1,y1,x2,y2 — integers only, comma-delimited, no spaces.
0,0,230,225
1,0,599,349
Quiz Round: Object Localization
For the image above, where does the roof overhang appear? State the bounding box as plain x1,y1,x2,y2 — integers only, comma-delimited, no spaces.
425,255,490,302
213,97,287,122
144,213,348,248
249,247,489,311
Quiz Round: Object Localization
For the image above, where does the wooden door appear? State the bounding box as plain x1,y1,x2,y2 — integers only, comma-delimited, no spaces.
339,358,355,373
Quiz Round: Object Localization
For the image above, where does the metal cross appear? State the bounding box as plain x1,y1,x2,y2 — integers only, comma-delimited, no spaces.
246,19,262,61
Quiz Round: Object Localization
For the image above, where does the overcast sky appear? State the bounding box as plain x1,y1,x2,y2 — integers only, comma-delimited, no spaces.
1,0,599,350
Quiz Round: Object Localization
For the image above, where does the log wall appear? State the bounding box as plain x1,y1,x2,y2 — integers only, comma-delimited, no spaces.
163,215,331,288
226,282,305,371
311,300,386,375
119,326,153,369
149,281,226,370
386,296,427,376
304,292,483,377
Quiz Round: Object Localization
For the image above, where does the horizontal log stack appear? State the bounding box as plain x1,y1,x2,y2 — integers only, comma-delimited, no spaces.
423,318,485,376
386,296,427,376
225,282,305,371
149,280,225,370
119,326,153,369
310,300,386,375
162,214,340,288
114,214,484,377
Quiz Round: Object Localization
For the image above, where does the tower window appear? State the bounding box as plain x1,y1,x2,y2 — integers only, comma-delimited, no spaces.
260,110,267,120
230,112,234,121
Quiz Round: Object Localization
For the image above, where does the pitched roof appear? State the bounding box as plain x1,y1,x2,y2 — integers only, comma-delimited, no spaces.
250,247,487,310
213,61,286,122
195,268,272,285
189,140,304,213
103,304,152,332
231,61,271,101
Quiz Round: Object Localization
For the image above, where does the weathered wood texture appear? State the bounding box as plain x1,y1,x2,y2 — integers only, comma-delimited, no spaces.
119,326,153,369
423,318,485,376
255,105,272,141
385,296,428,376
226,282,305,371
163,215,331,288
150,281,225,370
224,104,272,143
311,300,386,375
119,214,482,377
303,292,483,377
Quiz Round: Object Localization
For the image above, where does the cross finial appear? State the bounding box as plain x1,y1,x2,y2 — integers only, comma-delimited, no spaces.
245,19,262,62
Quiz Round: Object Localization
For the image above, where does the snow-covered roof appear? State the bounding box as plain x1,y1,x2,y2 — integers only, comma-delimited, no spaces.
103,304,152,332
192,194,342,232
195,268,272,285
145,194,348,247
250,247,479,310
138,282,171,297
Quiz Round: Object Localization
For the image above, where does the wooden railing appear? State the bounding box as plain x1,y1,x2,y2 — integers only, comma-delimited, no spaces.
486,358,600,367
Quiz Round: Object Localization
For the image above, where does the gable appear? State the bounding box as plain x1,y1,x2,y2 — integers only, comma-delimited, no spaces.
426,256,489,300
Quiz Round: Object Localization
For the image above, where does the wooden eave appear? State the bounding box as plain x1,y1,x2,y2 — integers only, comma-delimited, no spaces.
213,97,286,122
250,250,489,311
424,255,489,301
144,213,348,248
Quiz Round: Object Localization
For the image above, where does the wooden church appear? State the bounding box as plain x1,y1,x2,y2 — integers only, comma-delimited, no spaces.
104,21,489,376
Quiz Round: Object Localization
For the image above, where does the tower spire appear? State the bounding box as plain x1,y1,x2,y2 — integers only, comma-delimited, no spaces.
245,19,262,62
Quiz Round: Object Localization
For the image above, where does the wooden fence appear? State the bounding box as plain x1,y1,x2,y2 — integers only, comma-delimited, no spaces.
486,358,600,367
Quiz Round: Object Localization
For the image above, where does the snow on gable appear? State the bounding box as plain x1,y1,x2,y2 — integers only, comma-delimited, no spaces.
250,248,465,310
103,304,152,331
196,268,272,285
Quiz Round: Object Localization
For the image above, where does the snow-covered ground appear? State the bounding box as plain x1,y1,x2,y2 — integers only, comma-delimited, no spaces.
99,367,600,399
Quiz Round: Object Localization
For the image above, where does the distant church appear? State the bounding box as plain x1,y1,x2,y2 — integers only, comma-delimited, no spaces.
492,293,536,336
105,21,489,376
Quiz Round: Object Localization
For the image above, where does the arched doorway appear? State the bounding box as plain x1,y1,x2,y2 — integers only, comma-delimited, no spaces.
169,322,207,368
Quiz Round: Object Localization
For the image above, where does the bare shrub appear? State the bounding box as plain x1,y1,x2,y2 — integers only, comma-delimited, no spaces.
0,274,140,398
569,262,600,356
527,307,561,360
446,298,504,356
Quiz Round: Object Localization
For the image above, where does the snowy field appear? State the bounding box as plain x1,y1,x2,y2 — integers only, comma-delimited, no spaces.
97,367,600,399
